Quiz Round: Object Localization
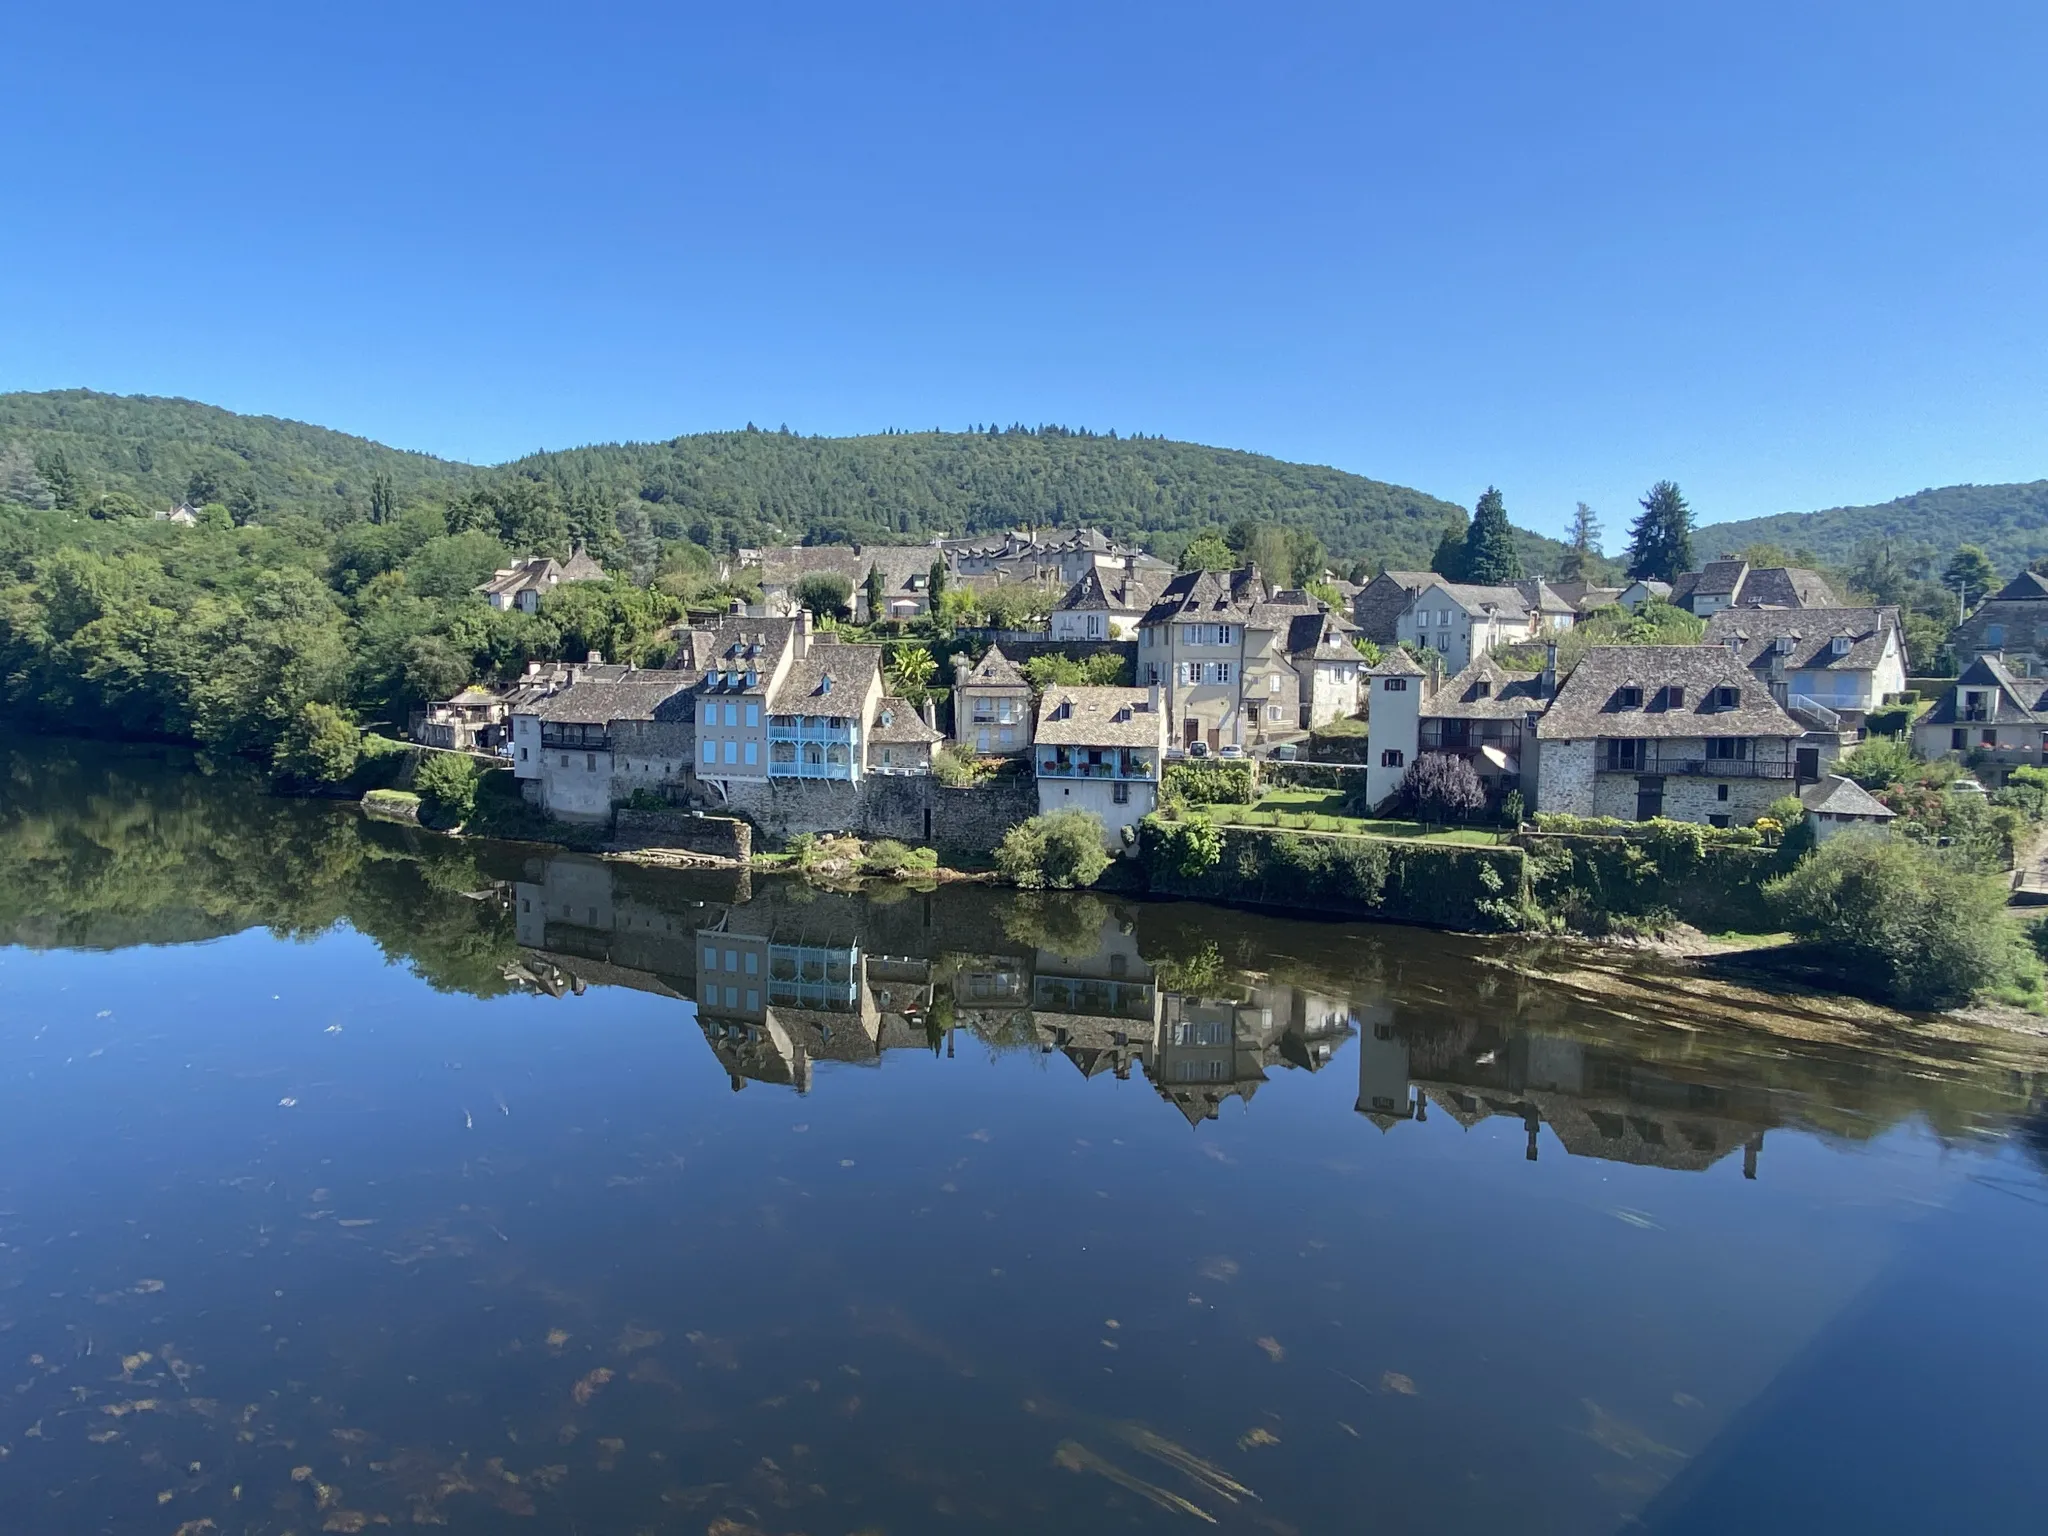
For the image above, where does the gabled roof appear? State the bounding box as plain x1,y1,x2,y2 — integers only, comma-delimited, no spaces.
1535,646,1804,740
1407,577,1533,620
1513,578,1578,616
1738,567,1836,609
532,672,695,725
1056,565,1159,613
557,546,606,582
1703,606,1903,673
861,545,940,594
1918,653,2048,726
1140,566,1267,626
1282,609,1360,661
1369,649,1425,676
1033,686,1164,748
757,544,864,585
1422,657,1549,720
476,556,560,599
960,643,1028,689
870,697,943,744
771,640,882,714
1991,569,2048,602
1690,559,1750,598
1799,775,1896,819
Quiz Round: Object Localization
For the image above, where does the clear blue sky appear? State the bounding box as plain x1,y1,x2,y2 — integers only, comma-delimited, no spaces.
4,1,2044,538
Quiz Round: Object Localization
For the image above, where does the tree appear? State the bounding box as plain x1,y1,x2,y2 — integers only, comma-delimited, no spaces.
414,752,482,826
1626,481,1694,582
1766,833,2032,1009
0,442,54,508
1180,531,1235,572
1399,751,1485,825
90,490,146,520
1558,502,1602,582
995,810,1111,889
35,448,79,510
928,557,948,610
273,701,362,783
886,644,938,702
1942,544,1999,611
864,561,886,622
794,571,854,618
369,470,398,525
1429,524,1467,581
1838,735,1914,791
1462,486,1523,583
980,582,1049,630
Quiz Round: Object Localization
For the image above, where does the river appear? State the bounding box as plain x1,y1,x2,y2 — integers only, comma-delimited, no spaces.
3,740,2046,1534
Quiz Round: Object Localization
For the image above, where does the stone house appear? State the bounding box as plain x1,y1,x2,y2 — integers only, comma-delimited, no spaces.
1514,579,1580,635
507,657,635,783
415,685,509,752
1417,653,1555,803
754,544,939,622
1032,684,1167,848
1911,654,2048,782
1535,646,1833,826
1798,775,1897,842
1703,606,1909,724
477,547,605,612
1351,570,1438,644
1615,579,1672,612
1050,562,1159,641
866,697,943,775
1950,568,2048,675
1669,560,1836,617
952,645,1034,755
943,527,1156,590
1240,594,1366,745
1393,577,1536,673
525,672,698,822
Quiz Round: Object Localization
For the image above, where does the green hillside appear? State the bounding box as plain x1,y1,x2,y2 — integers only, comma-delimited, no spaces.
0,389,471,524
1699,481,2048,576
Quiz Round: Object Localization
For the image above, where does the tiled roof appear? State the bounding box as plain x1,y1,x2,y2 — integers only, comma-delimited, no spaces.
476,556,558,598
533,673,695,725
1918,653,2048,726
961,644,1028,688
861,545,940,594
757,545,863,585
1369,649,1425,676
1799,774,1896,818
1737,567,1836,609
1992,570,2048,602
557,546,606,582
1409,577,1533,620
1536,645,1804,740
1056,566,1160,613
1351,571,1437,641
870,697,943,744
1033,686,1164,748
772,640,881,714
1513,579,1577,615
1691,559,1750,598
1140,566,1267,626
1422,657,1549,720
1703,606,1902,673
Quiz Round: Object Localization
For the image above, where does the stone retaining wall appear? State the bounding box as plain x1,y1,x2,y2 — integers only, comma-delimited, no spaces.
611,809,753,861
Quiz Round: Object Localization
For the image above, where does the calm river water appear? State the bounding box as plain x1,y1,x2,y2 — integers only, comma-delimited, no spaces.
4,741,2047,1535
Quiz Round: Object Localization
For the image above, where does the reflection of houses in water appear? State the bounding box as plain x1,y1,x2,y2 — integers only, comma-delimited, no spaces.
1032,917,1159,1083
1360,1014,1772,1177
696,907,886,1091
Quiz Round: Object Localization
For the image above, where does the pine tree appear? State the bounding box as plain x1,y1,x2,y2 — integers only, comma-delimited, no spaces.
865,561,886,622
1462,486,1523,583
1626,481,1694,582
1558,502,1602,582
1429,524,1467,581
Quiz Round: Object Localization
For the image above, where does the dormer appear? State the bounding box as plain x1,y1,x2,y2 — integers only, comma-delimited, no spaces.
1830,635,1853,657
1655,685,1685,709
1712,685,1740,708
1473,679,1492,699
1615,685,1644,709
1773,635,1798,655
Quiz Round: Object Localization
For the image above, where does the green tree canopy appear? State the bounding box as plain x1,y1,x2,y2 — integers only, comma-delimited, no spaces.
1627,481,1694,582
1462,486,1523,584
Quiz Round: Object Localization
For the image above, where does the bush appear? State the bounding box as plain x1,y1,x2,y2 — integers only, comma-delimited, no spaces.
1162,760,1256,805
860,838,938,876
1839,736,1915,790
1864,703,1916,737
272,701,361,784
1020,651,1131,692
1399,752,1485,824
794,572,854,617
1766,833,2031,1009
1145,814,1222,877
932,742,985,788
414,751,482,826
995,810,1111,889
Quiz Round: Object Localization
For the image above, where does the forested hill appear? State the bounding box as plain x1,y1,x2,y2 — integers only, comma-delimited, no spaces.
1698,481,2048,574
0,390,1543,572
501,427,1522,573
0,390,471,525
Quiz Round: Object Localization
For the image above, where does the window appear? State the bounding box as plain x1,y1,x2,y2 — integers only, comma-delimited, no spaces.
1269,705,1284,722
745,703,759,726
723,740,738,764
723,703,738,727
744,951,759,975
560,754,570,768
998,699,1014,722
1383,677,1407,693
1269,674,1282,693
1213,662,1232,684
1831,635,1853,657
724,949,738,971
586,752,597,772
1952,728,1966,750
977,729,990,751
1706,737,1751,761
744,741,759,766
1616,686,1643,708
1434,634,1448,652
1983,729,1998,748
703,946,718,970
702,741,716,764
1717,783,1730,801
724,986,739,1008
1713,686,1740,708
746,989,759,1011
701,701,715,724
1605,739,1647,771
1987,624,2006,647
518,746,528,762
1113,781,1130,805
1708,814,1731,829
1473,680,1491,699
1657,685,1684,709
1416,610,1430,628
998,727,1013,745
1380,749,1405,768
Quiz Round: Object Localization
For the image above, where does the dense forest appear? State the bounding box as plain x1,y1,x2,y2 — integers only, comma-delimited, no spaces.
1699,481,2048,576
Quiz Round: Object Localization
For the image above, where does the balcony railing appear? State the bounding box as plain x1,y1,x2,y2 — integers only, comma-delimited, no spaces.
1037,754,1157,781
1601,744,1794,779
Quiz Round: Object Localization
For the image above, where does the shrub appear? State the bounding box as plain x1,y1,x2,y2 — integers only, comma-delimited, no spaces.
1864,703,1916,738
1839,736,1915,790
794,572,854,617
1020,651,1131,692
1146,815,1223,877
1163,761,1256,805
1399,752,1485,824
272,701,361,784
932,743,985,788
995,810,1111,889
1766,833,2030,1009
414,751,482,825
860,838,938,876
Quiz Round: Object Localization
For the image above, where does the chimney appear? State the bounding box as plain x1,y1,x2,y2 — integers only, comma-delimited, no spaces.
921,696,938,730
587,650,604,666
796,606,814,655
525,660,540,676
1148,681,1162,715
953,654,971,687
1541,641,1558,698
728,596,745,615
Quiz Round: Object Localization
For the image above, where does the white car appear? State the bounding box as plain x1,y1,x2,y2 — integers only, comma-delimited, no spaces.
1217,744,1246,760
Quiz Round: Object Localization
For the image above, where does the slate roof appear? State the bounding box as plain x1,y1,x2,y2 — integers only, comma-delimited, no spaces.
557,546,607,582
861,546,939,597
1033,686,1164,748
1369,649,1425,676
1992,570,2048,602
772,640,882,715
1422,657,1550,720
1351,570,1438,642
1282,609,1361,661
533,673,696,725
1799,774,1896,819
1917,653,2048,726
1513,579,1578,617
1056,565,1161,614
870,698,943,744
1409,577,1533,620
757,544,863,586
1703,606,1903,673
1141,566,1267,626
960,644,1028,689
1672,562,1835,611
477,556,559,600
696,617,803,694
1535,646,1804,740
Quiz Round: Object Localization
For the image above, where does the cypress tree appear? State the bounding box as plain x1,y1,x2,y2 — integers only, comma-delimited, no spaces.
1626,481,1694,582
1430,523,1467,581
1462,486,1523,583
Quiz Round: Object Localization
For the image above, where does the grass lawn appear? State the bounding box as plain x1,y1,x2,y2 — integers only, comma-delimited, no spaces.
1192,788,1506,844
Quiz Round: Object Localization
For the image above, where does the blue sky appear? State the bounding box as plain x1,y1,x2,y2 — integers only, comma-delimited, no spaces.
3,1,2044,538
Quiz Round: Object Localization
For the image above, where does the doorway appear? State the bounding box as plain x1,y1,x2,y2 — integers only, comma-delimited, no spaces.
1635,776,1665,821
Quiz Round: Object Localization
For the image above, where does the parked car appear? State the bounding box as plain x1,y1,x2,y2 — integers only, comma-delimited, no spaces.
1271,743,1299,761
1189,741,1210,758
1217,744,1245,760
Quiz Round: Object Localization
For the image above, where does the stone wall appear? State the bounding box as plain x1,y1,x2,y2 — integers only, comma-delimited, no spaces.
1587,771,1788,827
1536,739,1596,815
715,771,1040,855
611,809,752,861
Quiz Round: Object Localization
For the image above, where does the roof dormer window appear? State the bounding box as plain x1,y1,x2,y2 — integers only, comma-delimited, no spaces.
1714,686,1740,708
1830,635,1853,657
1616,686,1643,708
1473,680,1491,699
